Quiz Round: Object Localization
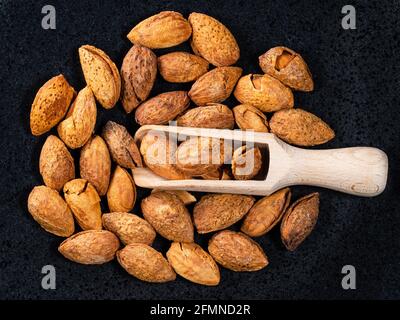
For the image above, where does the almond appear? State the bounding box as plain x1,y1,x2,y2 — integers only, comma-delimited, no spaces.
57,86,97,149
231,146,262,180
189,67,242,106
102,121,142,168
102,212,156,246
259,46,314,91
233,104,269,132
241,188,291,237
79,135,111,196
177,103,234,129
208,230,268,271
58,230,120,264
63,179,102,231
120,45,157,113
27,185,74,237
30,74,75,136
269,108,335,146
141,191,194,242
79,45,121,109
167,242,220,286
117,244,176,283
158,52,209,83
135,91,190,125
39,135,75,191
107,166,136,213
151,190,196,206
127,11,192,49
234,74,294,112
193,194,255,233
188,12,240,67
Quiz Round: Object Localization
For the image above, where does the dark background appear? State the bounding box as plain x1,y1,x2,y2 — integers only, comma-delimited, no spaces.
0,0,399,300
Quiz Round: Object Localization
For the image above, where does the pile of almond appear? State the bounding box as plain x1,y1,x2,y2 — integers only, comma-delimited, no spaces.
28,11,334,286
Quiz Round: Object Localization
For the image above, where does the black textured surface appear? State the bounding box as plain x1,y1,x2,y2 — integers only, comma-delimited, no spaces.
0,0,399,300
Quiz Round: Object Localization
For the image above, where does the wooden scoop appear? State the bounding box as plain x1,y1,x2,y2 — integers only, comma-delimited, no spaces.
132,125,388,197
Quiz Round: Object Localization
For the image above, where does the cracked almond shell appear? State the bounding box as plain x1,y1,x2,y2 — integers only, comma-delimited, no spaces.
102,212,156,246
120,45,157,113
269,108,335,146
193,194,255,233
177,103,234,129
107,166,136,213
30,74,76,136
127,11,192,49
27,185,74,237
135,91,190,125
158,52,209,83
167,242,220,286
189,12,240,67
241,188,291,237
58,230,120,264
39,135,75,191
141,191,194,242
259,46,314,91
189,67,242,106
281,192,320,251
233,104,269,132
79,45,121,109
208,230,268,271
80,135,111,196
64,179,102,231
102,121,142,169
231,146,262,180
234,74,294,112
117,244,176,283
57,86,97,149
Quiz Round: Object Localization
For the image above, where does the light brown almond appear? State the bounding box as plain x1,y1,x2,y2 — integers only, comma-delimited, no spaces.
233,104,269,132
127,11,191,48
79,135,111,196
58,230,120,264
102,212,156,245
39,135,75,191
107,166,136,213
27,185,74,237
30,74,76,136
231,146,262,180
269,108,335,146
208,230,268,271
117,244,176,283
63,179,102,231
189,12,240,67
151,189,196,205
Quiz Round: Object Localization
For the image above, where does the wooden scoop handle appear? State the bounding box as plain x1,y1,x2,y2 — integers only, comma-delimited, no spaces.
281,146,388,196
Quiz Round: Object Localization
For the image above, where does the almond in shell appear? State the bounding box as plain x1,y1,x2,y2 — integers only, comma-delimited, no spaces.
189,67,242,106
127,11,192,49
102,212,156,246
135,91,190,125
167,242,220,286
189,12,240,67
27,185,75,237
80,135,111,196
269,108,335,146
259,46,314,91
120,45,157,113
141,191,194,242
233,104,269,132
158,52,209,83
231,146,262,180
193,194,255,233
234,74,294,112
30,74,76,136
117,244,176,283
58,230,120,264
280,192,320,251
208,230,269,271
39,135,75,191
79,45,121,109
241,188,291,237
63,179,102,231
57,86,97,149
107,166,136,213
177,103,234,129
